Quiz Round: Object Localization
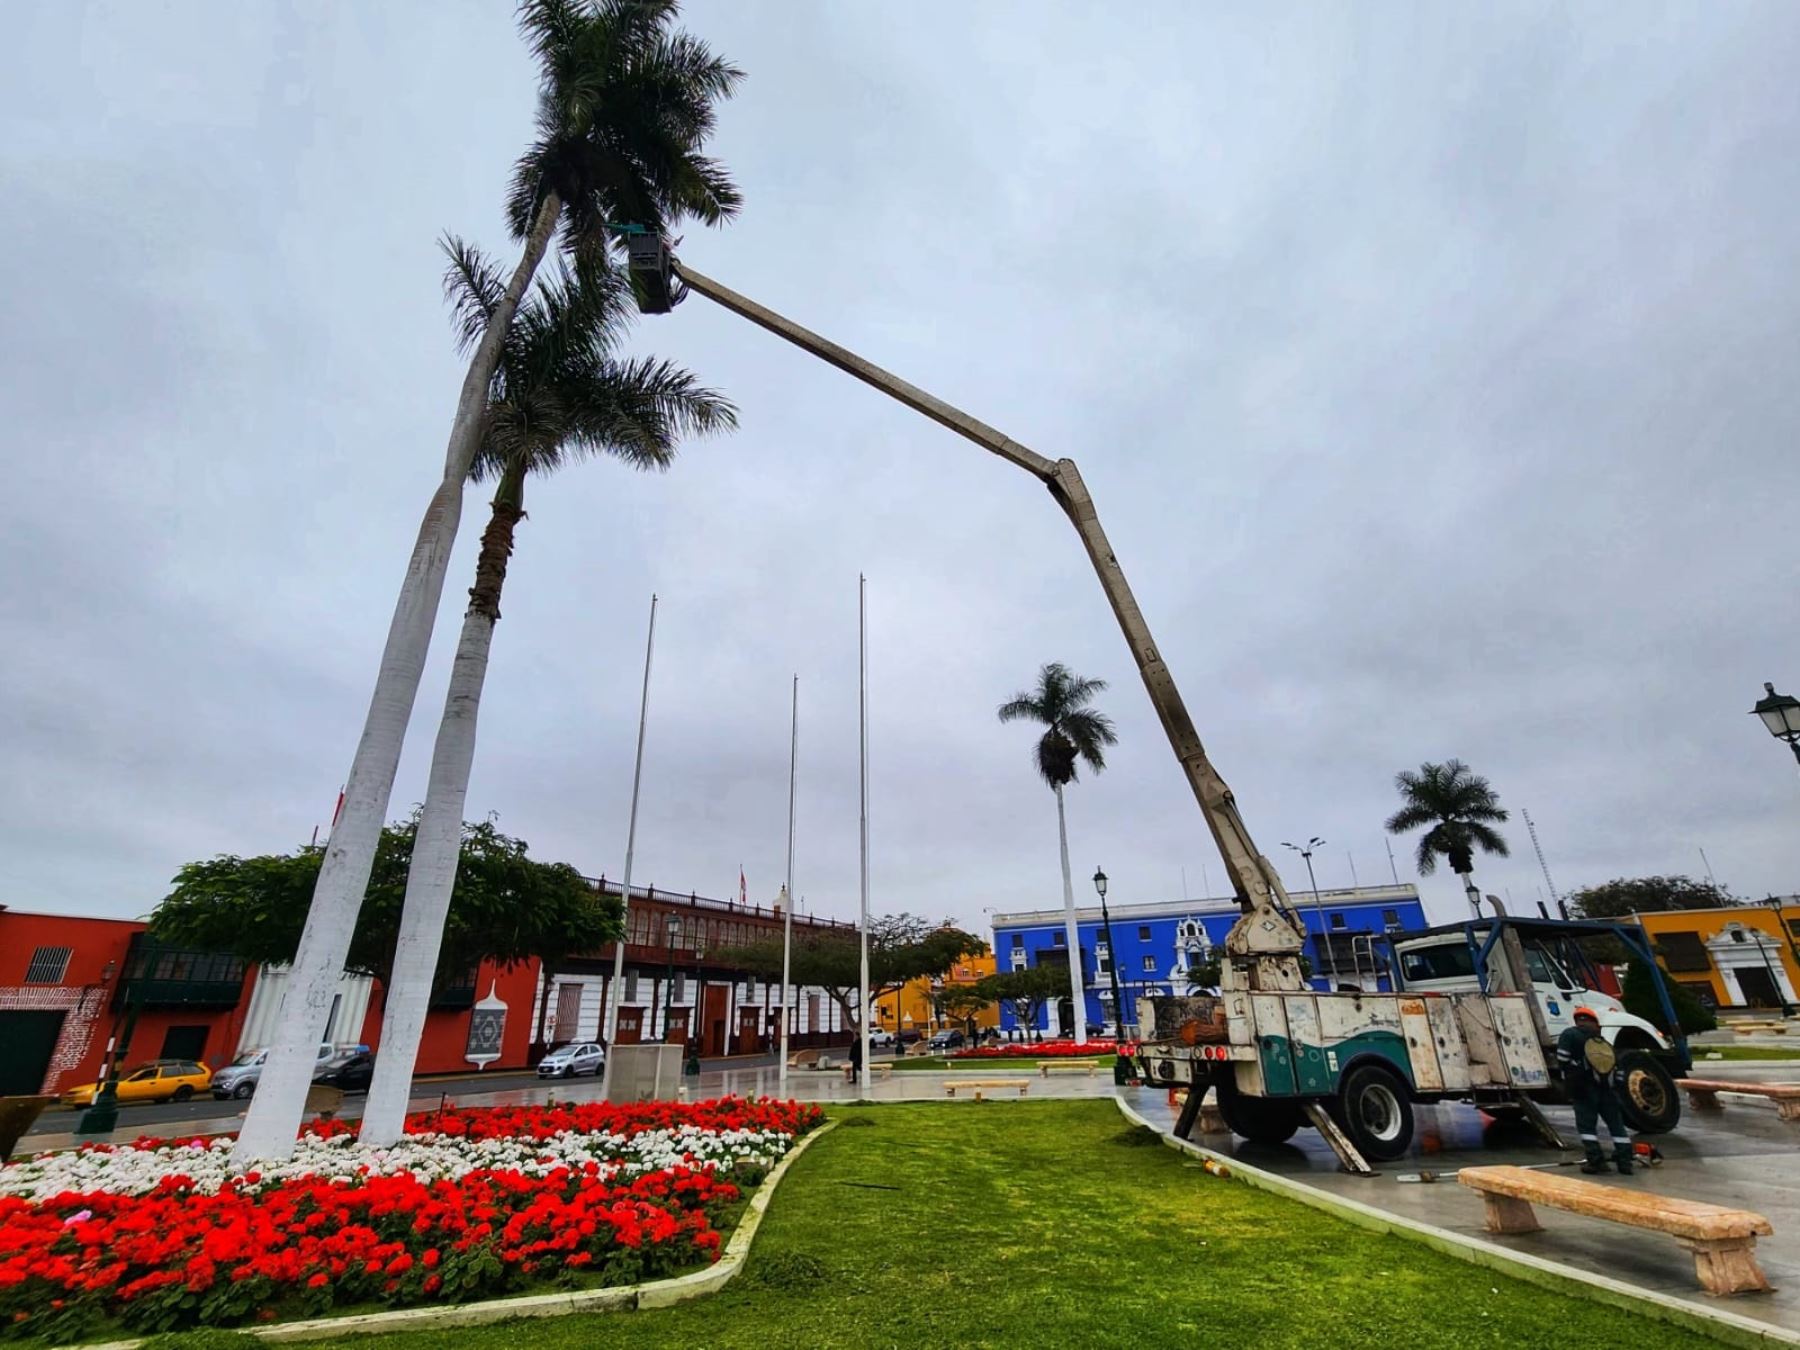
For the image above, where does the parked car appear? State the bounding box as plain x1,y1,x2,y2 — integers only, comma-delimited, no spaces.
312,1051,374,1093
867,1030,897,1050
537,1042,606,1078
927,1030,967,1052
211,1043,336,1100
61,1060,212,1107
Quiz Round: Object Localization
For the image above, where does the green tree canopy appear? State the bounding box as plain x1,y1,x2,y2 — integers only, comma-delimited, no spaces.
932,984,993,1035
726,914,986,1034
1621,958,1719,1035
975,964,1070,1030
149,818,620,991
1566,875,1739,919
996,662,1117,789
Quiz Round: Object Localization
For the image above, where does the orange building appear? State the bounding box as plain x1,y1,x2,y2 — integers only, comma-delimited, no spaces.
875,950,998,1041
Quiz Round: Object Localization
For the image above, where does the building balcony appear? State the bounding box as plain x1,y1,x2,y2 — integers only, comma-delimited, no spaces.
116,934,247,1010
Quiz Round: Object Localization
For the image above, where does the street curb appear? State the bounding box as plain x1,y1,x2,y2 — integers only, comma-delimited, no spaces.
1113,1096,1797,1348
75,1118,838,1348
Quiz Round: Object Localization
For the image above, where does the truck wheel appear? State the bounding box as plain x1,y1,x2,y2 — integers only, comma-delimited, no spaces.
1616,1052,1680,1134
1332,1063,1414,1162
1215,1077,1303,1145
232,1081,255,1100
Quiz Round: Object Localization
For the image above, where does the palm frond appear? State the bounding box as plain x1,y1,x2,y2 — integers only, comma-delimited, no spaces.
996,694,1045,724
440,236,508,355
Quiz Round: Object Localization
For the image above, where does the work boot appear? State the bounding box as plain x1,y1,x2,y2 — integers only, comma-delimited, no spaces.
1580,1145,1608,1175
1614,1149,1634,1176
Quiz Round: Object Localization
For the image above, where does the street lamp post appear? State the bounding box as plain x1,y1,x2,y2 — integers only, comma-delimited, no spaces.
1752,682,1800,770
687,940,705,1076
1093,868,1131,1085
76,958,128,1136
664,915,681,1048
1282,838,1334,991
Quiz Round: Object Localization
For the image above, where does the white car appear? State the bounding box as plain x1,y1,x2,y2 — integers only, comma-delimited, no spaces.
867,1030,896,1049
537,1042,605,1078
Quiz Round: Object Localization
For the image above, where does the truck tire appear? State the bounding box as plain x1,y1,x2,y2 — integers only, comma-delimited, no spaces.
1616,1052,1680,1134
1332,1063,1414,1162
1214,1077,1304,1145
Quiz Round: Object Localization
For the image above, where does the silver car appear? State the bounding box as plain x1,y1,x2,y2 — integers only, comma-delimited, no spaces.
537,1042,605,1078
211,1042,336,1100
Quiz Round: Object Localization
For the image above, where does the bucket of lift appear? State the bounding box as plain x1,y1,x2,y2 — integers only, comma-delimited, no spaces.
627,232,678,314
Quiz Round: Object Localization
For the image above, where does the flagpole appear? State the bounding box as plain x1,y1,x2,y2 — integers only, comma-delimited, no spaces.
857,575,871,1097
779,675,798,1093
601,594,658,1099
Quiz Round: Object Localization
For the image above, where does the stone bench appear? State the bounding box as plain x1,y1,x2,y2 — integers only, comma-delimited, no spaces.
1457,1164,1774,1295
1039,1059,1101,1076
1679,1077,1800,1123
944,1078,1029,1101
1731,1023,1787,1035
304,1085,345,1121
786,1049,822,1070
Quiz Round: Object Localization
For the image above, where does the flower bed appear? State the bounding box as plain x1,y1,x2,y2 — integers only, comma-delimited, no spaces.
948,1040,1116,1059
0,1097,821,1342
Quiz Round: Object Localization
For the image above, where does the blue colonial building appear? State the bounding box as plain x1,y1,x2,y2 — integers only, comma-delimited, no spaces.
989,883,1430,1037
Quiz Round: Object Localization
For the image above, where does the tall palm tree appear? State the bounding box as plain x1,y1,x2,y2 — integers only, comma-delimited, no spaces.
1384,759,1510,916
998,663,1117,1044
238,0,743,1164
361,250,735,1144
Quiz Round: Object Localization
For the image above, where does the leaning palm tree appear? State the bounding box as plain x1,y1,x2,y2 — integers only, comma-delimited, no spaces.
1384,759,1510,917
360,250,735,1144
998,663,1117,1044
239,0,743,1164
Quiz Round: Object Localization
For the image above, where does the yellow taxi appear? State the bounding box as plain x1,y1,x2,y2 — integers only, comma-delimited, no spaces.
60,1059,213,1107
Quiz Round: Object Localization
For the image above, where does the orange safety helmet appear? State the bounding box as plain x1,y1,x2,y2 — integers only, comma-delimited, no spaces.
1572,1006,1601,1022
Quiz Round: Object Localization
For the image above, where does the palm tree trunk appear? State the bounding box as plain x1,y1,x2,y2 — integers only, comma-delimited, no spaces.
1054,783,1089,1044
234,197,561,1166
359,463,527,1146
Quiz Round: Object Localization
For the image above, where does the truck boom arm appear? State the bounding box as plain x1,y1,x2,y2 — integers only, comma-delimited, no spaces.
674,262,1305,977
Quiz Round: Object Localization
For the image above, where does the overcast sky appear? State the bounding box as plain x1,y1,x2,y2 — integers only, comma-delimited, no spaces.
5,3,1799,937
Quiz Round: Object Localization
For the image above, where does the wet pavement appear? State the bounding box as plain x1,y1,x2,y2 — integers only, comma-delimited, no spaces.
1122,1066,1800,1335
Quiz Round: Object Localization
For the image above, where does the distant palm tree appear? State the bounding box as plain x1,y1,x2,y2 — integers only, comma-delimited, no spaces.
998,663,1117,1044
362,252,735,1145
1384,760,1510,913
242,0,743,1165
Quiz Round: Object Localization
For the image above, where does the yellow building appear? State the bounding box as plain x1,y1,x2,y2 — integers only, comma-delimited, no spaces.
1633,902,1799,1011
875,952,999,1040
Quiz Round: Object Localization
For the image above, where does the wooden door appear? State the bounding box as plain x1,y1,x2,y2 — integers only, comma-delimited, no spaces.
737,1007,760,1054
702,985,729,1055
614,1007,643,1045
665,1009,690,1044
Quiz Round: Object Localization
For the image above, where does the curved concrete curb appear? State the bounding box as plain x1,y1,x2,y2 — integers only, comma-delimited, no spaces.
78,1119,838,1348
1114,1096,1796,1349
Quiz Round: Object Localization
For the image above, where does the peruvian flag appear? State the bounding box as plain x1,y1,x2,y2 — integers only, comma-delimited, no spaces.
740,866,747,906
331,786,346,828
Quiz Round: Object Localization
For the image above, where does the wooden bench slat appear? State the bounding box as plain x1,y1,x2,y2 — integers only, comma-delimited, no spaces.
1678,1078,1800,1098
1457,1166,1773,1240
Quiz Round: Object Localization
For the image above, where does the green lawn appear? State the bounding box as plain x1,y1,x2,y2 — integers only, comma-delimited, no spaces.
297,1099,1721,1350
1694,1045,1800,1061
887,1053,1118,1071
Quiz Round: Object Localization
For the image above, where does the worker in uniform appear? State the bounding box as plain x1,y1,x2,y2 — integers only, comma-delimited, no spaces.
1555,1007,1632,1175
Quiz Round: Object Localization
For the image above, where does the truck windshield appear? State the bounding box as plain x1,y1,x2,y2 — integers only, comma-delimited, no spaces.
1398,944,1475,981
1523,945,1574,989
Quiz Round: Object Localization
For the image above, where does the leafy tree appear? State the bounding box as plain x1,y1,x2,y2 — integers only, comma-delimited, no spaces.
998,662,1117,1043
726,915,985,1035
370,247,734,1132
1622,958,1719,1035
1567,875,1739,920
250,0,743,1161
1383,760,1509,895
149,819,619,997
976,964,1070,1033
932,984,993,1040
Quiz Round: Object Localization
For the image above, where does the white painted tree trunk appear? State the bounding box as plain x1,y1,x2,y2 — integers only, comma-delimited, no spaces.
1054,783,1088,1045
231,196,562,1166
357,605,497,1145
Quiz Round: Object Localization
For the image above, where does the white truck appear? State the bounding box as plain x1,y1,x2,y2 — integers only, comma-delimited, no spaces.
1130,912,1690,1170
